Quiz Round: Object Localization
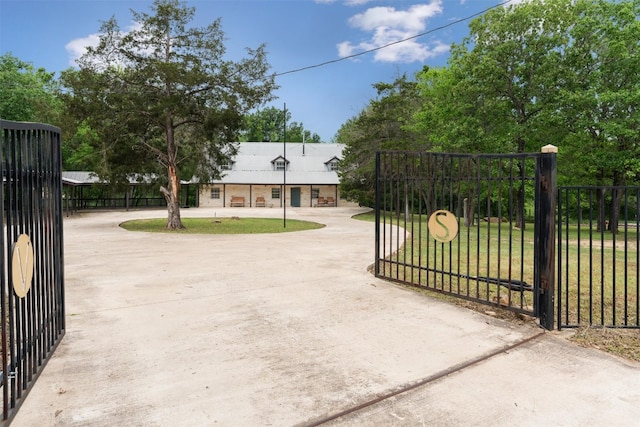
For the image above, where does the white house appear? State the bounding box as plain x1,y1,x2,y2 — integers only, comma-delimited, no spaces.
199,142,352,208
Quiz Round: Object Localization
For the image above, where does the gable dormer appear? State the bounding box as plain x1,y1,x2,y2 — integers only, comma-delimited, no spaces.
325,156,340,171
271,155,290,171
220,160,235,171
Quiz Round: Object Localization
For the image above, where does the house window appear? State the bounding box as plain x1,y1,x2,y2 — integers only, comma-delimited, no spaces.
271,188,281,199
312,188,320,199
275,160,287,171
220,161,234,171
210,188,220,199
328,160,339,171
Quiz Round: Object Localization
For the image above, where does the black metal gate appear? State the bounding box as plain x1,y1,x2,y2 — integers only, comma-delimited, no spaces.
375,149,556,329
557,186,640,329
0,120,65,424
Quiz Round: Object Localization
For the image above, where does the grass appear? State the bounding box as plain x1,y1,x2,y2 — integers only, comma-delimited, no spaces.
355,210,640,363
360,210,537,310
571,327,640,363
120,217,325,234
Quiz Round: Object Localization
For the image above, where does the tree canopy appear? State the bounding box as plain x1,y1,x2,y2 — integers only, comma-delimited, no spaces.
337,0,640,211
0,53,62,123
238,106,322,143
5,0,638,224
61,0,278,229
336,74,424,207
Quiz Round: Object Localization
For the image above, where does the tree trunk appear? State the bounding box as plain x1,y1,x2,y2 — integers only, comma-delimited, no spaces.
161,163,184,230
514,138,526,230
515,187,525,230
513,159,526,230
608,187,623,235
463,159,476,227
597,188,606,232
161,111,184,230
463,197,476,227
421,187,435,216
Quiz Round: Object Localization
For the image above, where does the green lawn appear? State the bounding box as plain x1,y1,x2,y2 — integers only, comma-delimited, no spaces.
120,217,325,234
357,212,636,317
355,210,640,361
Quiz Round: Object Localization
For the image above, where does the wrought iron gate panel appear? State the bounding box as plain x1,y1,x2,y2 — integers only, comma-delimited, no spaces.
375,151,552,320
557,186,640,329
0,120,65,423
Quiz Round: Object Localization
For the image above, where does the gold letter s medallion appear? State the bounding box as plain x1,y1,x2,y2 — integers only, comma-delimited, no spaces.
428,210,459,243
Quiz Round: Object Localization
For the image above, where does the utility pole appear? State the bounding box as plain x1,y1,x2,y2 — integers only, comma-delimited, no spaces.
283,103,287,228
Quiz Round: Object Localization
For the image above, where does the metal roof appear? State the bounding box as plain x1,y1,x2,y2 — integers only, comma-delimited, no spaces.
62,143,344,186
212,142,343,185
61,171,104,185
61,172,162,186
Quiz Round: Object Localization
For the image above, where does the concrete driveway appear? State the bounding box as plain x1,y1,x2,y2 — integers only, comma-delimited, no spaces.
11,207,640,426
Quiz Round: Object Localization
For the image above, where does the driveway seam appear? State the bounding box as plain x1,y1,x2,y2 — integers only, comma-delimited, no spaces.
301,330,547,426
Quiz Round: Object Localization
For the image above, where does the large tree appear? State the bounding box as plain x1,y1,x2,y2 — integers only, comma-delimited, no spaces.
336,74,425,207
338,0,639,221
0,53,62,123
558,0,640,231
444,0,574,228
412,65,512,154
450,0,573,154
238,106,322,143
61,0,277,229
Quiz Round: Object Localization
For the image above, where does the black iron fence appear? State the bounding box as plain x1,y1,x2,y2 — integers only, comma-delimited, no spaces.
64,192,167,213
62,183,199,216
558,186,640,329
0,120,65,423
375,150,557,328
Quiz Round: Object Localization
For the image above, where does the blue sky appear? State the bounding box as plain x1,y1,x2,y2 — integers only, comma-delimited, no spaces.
0,0,520,141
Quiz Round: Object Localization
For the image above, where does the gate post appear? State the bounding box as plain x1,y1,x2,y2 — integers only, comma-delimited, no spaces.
536,145,557,330
374,151,381,277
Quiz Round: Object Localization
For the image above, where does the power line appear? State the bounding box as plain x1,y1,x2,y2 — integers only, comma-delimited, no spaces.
273,0,515,78
0,1,516,91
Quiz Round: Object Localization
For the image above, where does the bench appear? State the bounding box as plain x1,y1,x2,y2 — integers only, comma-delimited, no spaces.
230,196,245,207
316,196,335,207
255,196,266,207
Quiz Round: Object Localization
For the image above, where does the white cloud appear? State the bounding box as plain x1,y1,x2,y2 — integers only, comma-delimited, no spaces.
314,0,376,4
349,4,443,32
337,1,448,63
65,22,142,68
345,0,376,5
65,34,100,67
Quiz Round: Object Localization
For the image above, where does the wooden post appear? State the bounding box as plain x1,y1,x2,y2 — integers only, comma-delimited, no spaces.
536,144,557,330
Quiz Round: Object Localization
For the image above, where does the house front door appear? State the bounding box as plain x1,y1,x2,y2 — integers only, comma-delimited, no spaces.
291,187,301,207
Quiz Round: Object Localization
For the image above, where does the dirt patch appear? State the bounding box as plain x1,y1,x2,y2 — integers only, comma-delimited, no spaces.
448,297,639,362
569,327,640,363
566,238,637,250
381,273,640,363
